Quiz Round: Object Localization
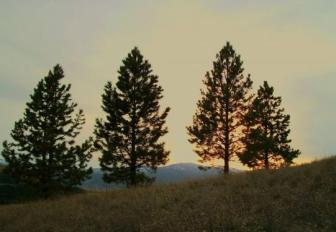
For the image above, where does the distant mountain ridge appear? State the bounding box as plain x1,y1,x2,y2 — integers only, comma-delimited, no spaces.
0,161,241,190
82,163,241,189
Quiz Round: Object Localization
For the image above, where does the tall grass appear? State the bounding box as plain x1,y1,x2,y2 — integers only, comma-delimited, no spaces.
0,157,336,231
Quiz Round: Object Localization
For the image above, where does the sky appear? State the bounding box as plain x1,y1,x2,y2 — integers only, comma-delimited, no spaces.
1,0,336,168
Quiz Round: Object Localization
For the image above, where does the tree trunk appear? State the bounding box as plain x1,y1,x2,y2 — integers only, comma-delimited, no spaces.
129,126,137,187
264,152,269,169
224,96,230,175
41,151,49,198
129,163,136,187
264,125,269,169
224,153,229,174
130,86,137,187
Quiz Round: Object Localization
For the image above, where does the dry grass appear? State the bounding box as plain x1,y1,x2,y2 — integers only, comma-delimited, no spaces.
1,157,336,232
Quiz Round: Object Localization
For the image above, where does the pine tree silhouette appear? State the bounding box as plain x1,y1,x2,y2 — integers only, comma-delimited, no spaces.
187,42,253,174
239,81,300,169
2,65,93,195
95,47,170,187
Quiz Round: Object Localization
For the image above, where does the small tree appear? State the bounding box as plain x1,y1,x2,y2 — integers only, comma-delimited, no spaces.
187,42,253,174
239,81,300,169
95,47,170,187
1,65,93,195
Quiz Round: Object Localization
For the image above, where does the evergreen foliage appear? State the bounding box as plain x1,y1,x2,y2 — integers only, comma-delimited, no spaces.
1,65,93,195
187,42,253,173
239,81,300,169
95,47,170,187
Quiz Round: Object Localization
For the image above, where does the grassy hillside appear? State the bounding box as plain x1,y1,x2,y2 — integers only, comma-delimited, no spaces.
0,157,336,232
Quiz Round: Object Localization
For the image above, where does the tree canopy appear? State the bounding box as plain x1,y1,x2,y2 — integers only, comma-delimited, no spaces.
239,81,300,169
95,47,170,187
187,42,253,173
2,65,93,194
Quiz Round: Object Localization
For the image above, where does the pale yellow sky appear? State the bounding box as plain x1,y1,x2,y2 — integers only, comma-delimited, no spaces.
1,1,336,168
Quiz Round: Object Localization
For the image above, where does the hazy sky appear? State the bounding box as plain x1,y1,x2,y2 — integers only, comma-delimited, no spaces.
1,0,336,168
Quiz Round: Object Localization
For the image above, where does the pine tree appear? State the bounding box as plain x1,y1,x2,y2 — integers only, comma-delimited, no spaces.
239,81,300,169
1,65,93,195
187,42,253,174
95,47,170,187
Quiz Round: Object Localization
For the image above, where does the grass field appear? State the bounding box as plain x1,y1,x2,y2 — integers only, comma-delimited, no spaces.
0,157,336,231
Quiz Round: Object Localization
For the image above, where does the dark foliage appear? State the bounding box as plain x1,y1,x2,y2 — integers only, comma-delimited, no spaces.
187,42,253,173
1,65,93,195
95,47,170,187
239,81,300,169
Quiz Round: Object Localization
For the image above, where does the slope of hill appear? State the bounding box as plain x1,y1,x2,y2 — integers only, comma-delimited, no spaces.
0,157,336,231
82,163,241,189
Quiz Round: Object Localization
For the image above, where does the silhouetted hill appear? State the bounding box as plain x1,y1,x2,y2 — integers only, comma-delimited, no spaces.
81,163,241,189
0,162,241,192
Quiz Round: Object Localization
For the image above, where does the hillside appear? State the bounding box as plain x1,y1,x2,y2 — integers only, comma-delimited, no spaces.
0,157,336,231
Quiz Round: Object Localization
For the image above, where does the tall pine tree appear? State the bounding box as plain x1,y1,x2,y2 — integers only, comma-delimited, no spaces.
1,65,93,194
187,42,253,174
95,47,170,187
239,81,300,169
